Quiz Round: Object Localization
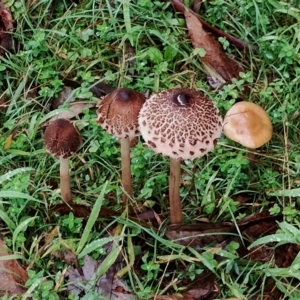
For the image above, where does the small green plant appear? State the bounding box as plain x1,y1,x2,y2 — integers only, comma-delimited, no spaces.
61,213,83,234
141,251,161,281
25,271,59,300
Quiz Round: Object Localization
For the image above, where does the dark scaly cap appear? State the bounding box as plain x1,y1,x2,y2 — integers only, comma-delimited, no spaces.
96,88,146,140
44,119,82,159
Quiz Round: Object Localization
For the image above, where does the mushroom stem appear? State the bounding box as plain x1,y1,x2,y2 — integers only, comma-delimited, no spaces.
59,157,72,203
169,158,183,224
120,137,132,204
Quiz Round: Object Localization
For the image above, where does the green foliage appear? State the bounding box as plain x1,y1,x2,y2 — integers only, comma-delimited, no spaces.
0,0,299,298
25,270,59,300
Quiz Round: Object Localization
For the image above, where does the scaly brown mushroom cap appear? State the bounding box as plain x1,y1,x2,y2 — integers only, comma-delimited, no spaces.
223,101,272,148
44,118,82,159
138,88,223,160
96,88,146,140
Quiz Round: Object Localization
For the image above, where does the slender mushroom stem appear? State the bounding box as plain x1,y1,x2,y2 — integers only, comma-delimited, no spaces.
169,158,183,224
120,137,132,204
59,157,72,203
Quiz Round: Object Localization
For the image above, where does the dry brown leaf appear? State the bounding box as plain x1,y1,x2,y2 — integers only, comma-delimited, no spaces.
184,11,244,88
166,211,280,249
0,239,28,296
151,273,217,300
51,86,75,110
0,4,14,55
67,254,137,300
41,102,95,127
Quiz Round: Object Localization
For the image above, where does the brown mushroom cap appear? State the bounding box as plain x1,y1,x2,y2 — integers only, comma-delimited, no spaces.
223,101,272,148
96,88,146,140
138,88,223,160
44,119,82,159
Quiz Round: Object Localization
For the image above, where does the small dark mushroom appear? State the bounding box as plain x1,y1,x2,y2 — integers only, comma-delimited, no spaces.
44,118,82,203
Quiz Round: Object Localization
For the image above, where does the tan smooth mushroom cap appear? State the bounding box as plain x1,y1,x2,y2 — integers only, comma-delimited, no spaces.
223,101,272,148
138,88,223,160
44,118,82,158
96,88,146,140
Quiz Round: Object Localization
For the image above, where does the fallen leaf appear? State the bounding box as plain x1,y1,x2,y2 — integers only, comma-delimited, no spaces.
50,203,119,219
53,249,80,269
51,86,75,110
61,77,116,98
151,272,218,300
66,254,137,299
0,4,14,55
190,0,202,13
41,102,95,127
50,203,159,230
170,0,257,51
166,222,239,248
3,133,13,150
0,239,28,296
43,225,59,247
185,11,244,89
166,211,281,248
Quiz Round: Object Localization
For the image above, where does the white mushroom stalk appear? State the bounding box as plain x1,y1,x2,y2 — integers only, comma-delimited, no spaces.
96,88,146,205
139,88,223,224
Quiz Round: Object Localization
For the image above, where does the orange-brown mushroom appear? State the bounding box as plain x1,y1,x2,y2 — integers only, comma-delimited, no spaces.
223,101,272,149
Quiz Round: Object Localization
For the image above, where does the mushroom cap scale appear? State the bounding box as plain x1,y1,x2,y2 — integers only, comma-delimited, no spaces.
44,118,82,159
223,101,272,148
96,88,146,140
138,88,223,160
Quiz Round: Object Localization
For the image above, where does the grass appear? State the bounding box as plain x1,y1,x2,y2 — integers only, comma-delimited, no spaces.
0,0,300,299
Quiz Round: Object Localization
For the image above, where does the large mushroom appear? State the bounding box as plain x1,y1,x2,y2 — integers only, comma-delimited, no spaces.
96,88,146,204
223,101,272,148
44,118,82,203
138,88,223,224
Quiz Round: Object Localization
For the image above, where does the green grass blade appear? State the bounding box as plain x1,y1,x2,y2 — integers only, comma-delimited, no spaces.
94,245,120,279
13,217,38,252
6,79,26,115
0,254,24,261
122,0,133,46
0,208,16,231
0,191,42,203
78,236,118,259
76,182,108,254
0,168,34,185
268,188,300,197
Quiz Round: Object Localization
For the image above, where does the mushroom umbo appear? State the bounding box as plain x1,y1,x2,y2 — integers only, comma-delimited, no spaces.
223,101,272,148
138,88,223,224
44,118,82,203
96,88,146,204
